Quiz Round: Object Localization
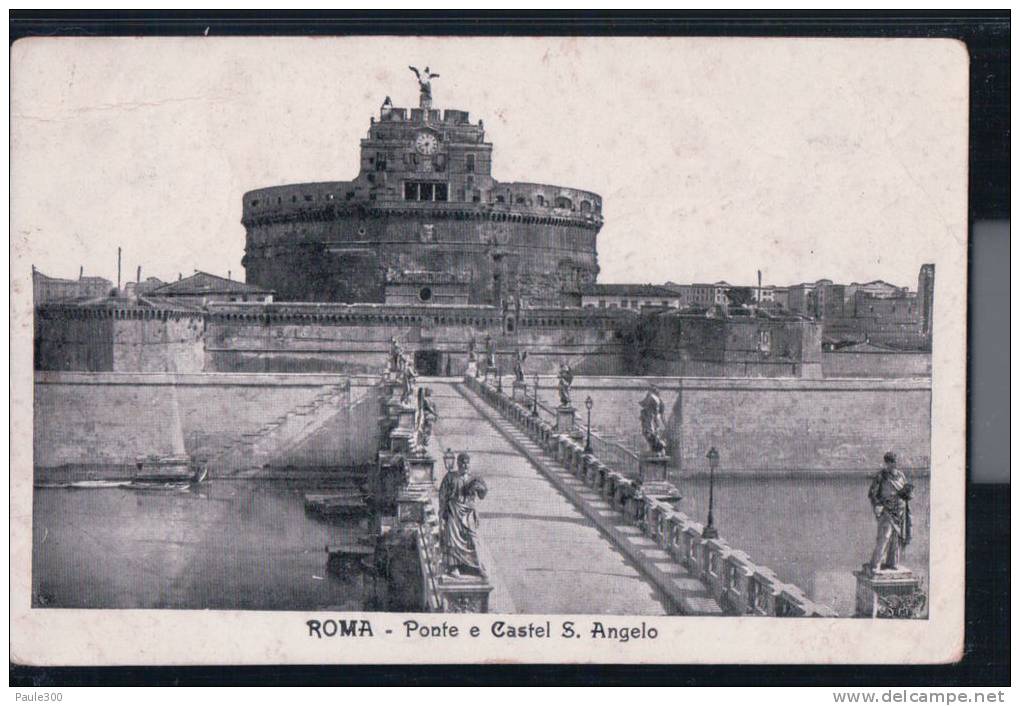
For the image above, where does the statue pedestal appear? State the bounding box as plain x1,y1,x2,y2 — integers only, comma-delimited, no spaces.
853,564,927,618
407,454,435,485
389,429,413,455
639,454,670,483
512,381,527,402
437,575,494,613
396,484,432,526
395,405,416,430
556,405,575,434
382,381,403,402
466,361,478,378
483,367,496,385
637,455,680,504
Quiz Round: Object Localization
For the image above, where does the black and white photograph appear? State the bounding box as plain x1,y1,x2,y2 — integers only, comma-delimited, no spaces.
10,33,970,667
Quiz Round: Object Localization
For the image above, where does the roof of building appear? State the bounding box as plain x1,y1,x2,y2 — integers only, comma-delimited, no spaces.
38,293,205,314
578,283,681,298
150,271,273,296
33,270,112,286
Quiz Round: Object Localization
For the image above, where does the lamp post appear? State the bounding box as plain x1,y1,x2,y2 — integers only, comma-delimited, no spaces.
584,395,593,455
532,373,540,417
703,447,720,539
443,448,456,475
496,366,503,393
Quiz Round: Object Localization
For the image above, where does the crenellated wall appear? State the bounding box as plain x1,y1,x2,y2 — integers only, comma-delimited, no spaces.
203,303,631,375
35,305,205,373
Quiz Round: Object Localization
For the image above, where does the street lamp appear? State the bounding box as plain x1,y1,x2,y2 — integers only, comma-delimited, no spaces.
703,447,720,539
584,395,594,454
443,448,456,474
496,366,503,393
532,373,540,417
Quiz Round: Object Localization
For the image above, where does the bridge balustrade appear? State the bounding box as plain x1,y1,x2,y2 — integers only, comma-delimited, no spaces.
464,373,838,618
376,372,494,613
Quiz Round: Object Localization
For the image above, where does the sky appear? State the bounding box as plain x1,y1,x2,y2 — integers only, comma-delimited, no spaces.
11,36,968,291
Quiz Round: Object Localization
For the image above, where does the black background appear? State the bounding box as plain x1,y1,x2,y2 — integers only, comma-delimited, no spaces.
9,10,1009,687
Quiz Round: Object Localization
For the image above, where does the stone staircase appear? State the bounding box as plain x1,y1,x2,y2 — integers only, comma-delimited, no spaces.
207,383,349,474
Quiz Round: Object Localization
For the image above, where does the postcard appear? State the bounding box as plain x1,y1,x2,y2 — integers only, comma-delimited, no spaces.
10,35,967,665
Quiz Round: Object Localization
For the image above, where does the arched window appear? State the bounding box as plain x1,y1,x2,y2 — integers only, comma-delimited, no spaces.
555,196,572,210
536,194,545,207
580,200,592,214
466,153,475,173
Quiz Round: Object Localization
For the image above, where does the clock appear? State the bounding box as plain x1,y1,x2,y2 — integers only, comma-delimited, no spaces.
414,132,439,156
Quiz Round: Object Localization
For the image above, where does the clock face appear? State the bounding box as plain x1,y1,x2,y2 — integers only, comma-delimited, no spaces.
414,132,439,155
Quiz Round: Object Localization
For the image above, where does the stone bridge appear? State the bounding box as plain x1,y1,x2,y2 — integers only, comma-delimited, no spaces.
374,371,837,617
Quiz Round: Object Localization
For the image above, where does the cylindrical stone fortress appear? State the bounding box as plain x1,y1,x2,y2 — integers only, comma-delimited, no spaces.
242,98,603,307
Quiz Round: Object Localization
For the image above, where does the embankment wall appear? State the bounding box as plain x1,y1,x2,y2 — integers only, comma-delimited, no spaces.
534,375,931,474
33,372,380,471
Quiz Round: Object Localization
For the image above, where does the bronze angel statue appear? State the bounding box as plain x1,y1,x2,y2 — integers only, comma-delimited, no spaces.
409,65,440,103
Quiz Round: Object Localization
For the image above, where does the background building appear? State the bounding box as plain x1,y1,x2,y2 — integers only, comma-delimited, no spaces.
580,283,681,310
32,268,112,305
148,271,274,305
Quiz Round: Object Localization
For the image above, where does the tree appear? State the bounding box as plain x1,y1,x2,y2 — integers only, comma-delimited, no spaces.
726,286,754,307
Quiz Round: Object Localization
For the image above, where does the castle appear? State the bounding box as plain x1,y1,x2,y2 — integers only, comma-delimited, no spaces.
34,71,925,379
241,75,602,308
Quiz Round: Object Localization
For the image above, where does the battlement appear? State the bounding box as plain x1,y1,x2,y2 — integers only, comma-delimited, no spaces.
379,104,473,125
241,179,602,228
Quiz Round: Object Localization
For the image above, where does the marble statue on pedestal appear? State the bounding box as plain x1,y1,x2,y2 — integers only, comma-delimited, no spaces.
400,354,417,405
557,362,573,407
439,452,488,578
389,336,404,374
639,384,667,457
484,334,496,372
414,386,439,454
513,349,528,384
868,452,913,572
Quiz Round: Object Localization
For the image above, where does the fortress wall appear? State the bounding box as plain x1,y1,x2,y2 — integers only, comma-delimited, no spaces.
36,312,205,373
536,376,932,474
821,350,931,378
35,314,114,371
111,316,205,373
33,372,379,469
204,309,630,375
243,211,598,305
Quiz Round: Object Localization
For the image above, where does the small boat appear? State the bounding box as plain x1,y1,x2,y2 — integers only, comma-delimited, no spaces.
39,479,133,490
325,540,376,575
304,490,369,517
132,455,209,487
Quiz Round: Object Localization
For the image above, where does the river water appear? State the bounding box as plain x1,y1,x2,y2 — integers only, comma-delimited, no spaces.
32,475,927,616
676,474,930,616
31,480,370,610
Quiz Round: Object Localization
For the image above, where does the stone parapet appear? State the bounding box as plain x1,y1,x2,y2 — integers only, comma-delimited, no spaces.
464,374,838,618
376,373,492,613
